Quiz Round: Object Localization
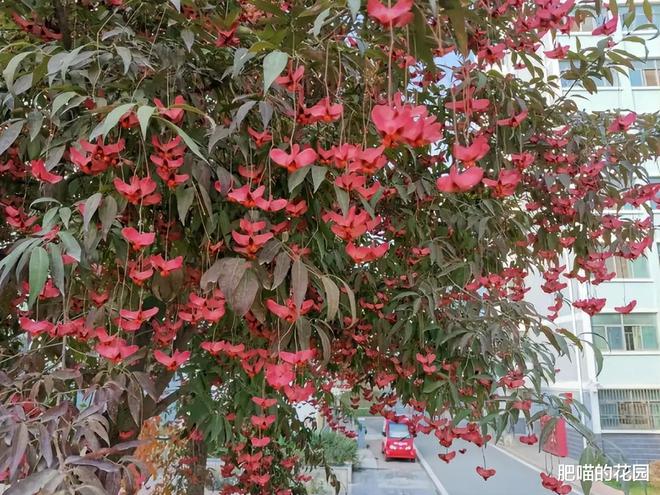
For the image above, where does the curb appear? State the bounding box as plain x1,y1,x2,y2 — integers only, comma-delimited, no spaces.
492,444,585,495
416,449,451,495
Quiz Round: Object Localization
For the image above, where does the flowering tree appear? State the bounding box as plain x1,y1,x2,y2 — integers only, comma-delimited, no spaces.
0,0,659,494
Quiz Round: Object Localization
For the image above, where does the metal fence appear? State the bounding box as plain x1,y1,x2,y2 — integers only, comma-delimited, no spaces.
599,389,660,430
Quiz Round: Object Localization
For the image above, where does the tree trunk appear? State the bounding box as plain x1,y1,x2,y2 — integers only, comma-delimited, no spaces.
187,439,209,495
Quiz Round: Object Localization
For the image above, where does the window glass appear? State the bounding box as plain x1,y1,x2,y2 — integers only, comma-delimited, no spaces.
591,314,658,351
605,256,650,279
388,423,411,439
642,326,659,349
608,326,625,350
630,59,660,86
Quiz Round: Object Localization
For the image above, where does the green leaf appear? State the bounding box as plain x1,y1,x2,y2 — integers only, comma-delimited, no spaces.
27,111,43,141
321,276,340,321
232,48,255,79
446,9,468,56
116,46,132,74
334,185,350,216
311,166,327,192
176,186,195,224
215,258,250,300
90,103,135,141
3,51,33,93
58,231,81,262
0,239,39,289
312,9,331,37
48,243,64,297
643,0,653,21
28,247,49,308
291,258,309,308
83,193,103,232
230,269,259,316
98,195,117,240
170,0,181,11
181,30,195,52
263,50,289,92
136,105,155,140
0,121,24,156
288,166,311,192
272,251,291,289
348,0,361,20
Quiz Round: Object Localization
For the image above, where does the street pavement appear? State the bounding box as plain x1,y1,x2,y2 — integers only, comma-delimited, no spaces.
352,418,436,495
415,430,563,495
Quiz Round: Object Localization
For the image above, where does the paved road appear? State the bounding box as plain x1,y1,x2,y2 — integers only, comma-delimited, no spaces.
352,418,436,495
415,431,553,495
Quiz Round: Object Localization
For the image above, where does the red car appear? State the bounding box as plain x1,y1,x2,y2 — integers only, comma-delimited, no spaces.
381,419,416,461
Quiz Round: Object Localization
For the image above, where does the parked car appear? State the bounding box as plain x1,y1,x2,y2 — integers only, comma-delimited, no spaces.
381,419,416,461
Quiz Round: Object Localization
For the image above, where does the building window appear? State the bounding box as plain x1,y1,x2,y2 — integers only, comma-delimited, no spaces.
599,389,660,430
573,12,610,32
592,313,659,352
630,59,660,87
605,256,650,279
622,5,660,30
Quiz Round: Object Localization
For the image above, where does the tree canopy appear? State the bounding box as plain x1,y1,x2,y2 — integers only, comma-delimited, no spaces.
0,0,659,494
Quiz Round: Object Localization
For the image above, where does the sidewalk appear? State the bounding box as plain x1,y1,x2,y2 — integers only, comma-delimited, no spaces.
497,437,622,495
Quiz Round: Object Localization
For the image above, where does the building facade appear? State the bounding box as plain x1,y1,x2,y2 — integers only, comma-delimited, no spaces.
531,2,660,464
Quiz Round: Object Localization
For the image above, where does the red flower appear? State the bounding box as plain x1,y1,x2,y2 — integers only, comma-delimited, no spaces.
153,349,190,371
301,98,343,123
153,95,186,124
573,297,606,316
266,298,315,323
216,22,239,47
264,362,295,389
323,206,381,242
247,127,272,148
250,436,271,448
270,144,317,172
96,339,139,364
117,306,159,332
227,185,287,212
452,135,490,167
544,44,569,59
366,0,413,27
252,396,277,408
231,219,274,258
70,139,125,175
30,160,63,184
371,93,442,147
113,176,161,205
496,110,528,128
540,472,572,494
476,466,496,480
607,112,636,133
592,16,617,36
121,227,156,251
483,169,521,198
275,65,304,92
614,300,636,314
19,317,55,337
279,349,315,366
149,255,184,276
415,352,437,374
436,166,484,193
250,414,276,430
438,451,456,463
519,433,538,445
346,242,389,263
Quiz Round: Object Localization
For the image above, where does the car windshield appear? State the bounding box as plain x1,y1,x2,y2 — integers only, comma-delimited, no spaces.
388,423,410,439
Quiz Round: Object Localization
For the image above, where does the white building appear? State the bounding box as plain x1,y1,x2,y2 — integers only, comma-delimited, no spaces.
528,3,660,463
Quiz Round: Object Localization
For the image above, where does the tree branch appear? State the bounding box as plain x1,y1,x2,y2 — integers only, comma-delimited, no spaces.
52,0,72,50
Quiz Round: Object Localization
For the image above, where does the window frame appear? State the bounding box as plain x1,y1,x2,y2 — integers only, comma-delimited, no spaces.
630,58,660,88
599,389,660,432
592,314,659,353
604,255,651,280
